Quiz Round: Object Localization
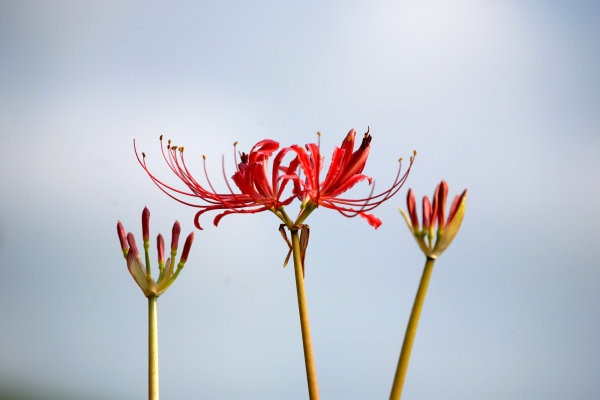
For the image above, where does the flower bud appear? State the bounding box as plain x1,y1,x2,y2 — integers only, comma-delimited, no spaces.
447,189,467,225
157,233,165,264
399,181,467,259
422,196,432,229
407,189,419,230
436,180,448,229
117,221,128,252
171,220,181,250
127,232,139,256
180,232,194,263
431,185,439,229
142,206,150,242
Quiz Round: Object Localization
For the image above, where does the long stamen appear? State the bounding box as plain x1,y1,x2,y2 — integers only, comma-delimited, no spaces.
316,131,321,204
222,154,236,195
134,140,200,198
233,141,239,171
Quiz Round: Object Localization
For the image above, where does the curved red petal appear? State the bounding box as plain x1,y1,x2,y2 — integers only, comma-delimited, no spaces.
359,212,382,229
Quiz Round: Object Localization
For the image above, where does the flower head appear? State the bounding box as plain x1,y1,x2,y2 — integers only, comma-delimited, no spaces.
135,136,299,229
399,180,467,259
117,207,194,297
290,128,415,228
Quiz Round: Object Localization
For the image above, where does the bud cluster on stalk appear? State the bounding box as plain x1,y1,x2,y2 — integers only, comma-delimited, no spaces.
116,206,194,297
399,180,467,259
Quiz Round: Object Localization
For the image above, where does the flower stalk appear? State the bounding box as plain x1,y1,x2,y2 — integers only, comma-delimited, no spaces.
391,181,467,399
389,257,435,400
148,295,159,400
117,207,195,400
290,228,319,400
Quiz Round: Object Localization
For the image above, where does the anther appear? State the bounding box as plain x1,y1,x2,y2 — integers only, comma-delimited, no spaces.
413,150,417,156
142,152,146,158
159,134,163,140
398,158,403,162
172,146,178,151
233,141,238,146
202,155,206,160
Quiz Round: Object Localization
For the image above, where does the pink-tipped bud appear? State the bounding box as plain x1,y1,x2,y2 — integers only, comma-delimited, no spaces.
431,185,439,230
142,206,150,242
117,221,128,252
171,221,181,250
157,234,165,264
127,232,139,256
406,189,419,229
180,232,194,263
422,196,432,229
447,189,467,225
437,180,448,229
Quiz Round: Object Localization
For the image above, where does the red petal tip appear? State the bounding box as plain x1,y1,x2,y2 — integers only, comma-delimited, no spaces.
360,213,382,229
157,234,165,263
171,221,181,250
117,221,127,251
142,207,150,241
181,232,194,262
126,232,139,256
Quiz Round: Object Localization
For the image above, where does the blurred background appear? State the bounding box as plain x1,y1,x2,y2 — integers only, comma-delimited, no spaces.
1,0,598,399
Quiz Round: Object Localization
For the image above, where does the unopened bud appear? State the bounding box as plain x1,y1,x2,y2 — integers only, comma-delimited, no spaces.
447,189,467,225
422,196,432,229
142,206,150,242
431,185,440,230
437,180,449,229
171,221,181,250
127,232,139,256
406,189,419,229
157,234,165,264
180,232,194,263
117,221,128,252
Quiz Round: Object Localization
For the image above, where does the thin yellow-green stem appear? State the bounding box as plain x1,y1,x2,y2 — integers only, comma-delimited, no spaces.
290,230,320,400
144,242,152,277
389,257,436,400
148,295,159,400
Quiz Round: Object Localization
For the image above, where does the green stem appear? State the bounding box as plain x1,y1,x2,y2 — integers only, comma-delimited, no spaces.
148,296,159,400
290,230,320,400
144,242,152,277
389,257,436,400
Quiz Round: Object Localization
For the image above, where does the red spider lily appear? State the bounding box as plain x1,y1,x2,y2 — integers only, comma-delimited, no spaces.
400,180,467,258
135,136,300,229
290,128,415,229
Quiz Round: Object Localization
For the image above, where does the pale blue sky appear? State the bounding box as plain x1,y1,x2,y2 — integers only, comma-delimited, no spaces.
0,1,599,399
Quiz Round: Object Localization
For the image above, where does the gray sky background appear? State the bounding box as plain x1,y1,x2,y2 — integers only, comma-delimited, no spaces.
1,1,599,399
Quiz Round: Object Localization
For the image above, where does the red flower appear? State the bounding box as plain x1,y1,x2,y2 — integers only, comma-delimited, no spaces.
135,136,299,229
290,128,415,228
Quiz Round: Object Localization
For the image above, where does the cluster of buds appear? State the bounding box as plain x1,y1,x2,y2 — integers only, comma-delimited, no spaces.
117,207,194,297
399,181,467,259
